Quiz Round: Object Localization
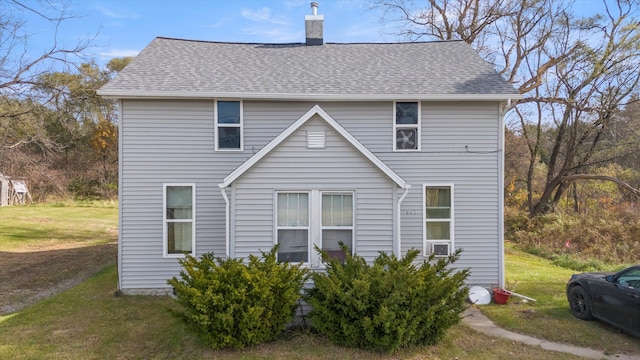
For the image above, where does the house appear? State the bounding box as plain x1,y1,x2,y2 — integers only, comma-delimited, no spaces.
98,3,521,295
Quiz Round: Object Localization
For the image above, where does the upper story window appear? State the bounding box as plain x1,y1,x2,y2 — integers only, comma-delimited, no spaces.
164,184,196,257
393,101,420,151
215,100,243,151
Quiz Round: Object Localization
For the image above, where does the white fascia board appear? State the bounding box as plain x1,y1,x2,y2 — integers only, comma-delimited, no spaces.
97,90,523,101
219,104,408,189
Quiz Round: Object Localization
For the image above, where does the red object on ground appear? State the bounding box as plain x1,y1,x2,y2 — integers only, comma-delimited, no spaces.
493,288,511,304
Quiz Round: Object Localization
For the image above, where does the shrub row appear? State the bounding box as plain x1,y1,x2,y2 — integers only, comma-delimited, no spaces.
307,246,469,353
169,245,469,353
167,247,308,349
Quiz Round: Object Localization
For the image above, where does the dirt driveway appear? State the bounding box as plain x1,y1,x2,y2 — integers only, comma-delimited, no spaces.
0,243,117,315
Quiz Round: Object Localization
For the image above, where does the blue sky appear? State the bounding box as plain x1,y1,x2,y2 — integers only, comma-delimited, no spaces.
21,0,390,64
15,0,605,66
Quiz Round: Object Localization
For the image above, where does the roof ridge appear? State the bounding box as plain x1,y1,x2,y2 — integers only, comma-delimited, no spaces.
154,36,464,46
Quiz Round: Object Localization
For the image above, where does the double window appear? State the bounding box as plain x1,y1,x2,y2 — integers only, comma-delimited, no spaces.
164,184,195,257
215,100,243,151
276,191,354,265
423,185,453,256
393,101,420,151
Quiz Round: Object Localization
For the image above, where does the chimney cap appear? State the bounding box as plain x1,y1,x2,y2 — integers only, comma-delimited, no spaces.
310,2,319,15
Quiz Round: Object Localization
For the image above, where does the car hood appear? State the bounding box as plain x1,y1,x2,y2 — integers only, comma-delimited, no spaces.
570,271,613,281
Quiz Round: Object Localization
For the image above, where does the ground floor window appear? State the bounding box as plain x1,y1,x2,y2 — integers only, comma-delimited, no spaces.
276,190,354,265
423,184,453,256
164,184,195,257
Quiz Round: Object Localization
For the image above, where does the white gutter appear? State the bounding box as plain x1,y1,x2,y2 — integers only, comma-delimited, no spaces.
219,184,230,257
395,184,411,257
97,90,524,102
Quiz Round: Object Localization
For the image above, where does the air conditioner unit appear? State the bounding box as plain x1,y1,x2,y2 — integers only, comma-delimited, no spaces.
431,243,450,257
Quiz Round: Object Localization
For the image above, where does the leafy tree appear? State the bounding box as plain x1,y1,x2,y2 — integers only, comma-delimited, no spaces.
34,58,132,198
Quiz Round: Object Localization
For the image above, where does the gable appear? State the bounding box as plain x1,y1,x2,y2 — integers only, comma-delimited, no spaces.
219,105,408,190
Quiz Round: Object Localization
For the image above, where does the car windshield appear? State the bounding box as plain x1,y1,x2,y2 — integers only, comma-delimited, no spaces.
617,268,640,288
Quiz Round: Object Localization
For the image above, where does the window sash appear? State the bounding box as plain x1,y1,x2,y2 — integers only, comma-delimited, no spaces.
215,100,243,150
164,184,195,257
321,193,354,260
424,185,453,255
276,192,310,262
393,101,420,151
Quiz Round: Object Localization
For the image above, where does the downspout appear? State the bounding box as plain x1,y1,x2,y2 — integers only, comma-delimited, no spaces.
395,184,411,257
116,99,123,293
218,184,230,257
498,101,507,288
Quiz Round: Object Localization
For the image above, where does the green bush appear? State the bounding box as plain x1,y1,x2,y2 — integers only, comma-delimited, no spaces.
305,246,469,353
167,247,308,349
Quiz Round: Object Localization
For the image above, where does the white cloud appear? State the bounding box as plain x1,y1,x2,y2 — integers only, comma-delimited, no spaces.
242,27,302,43
97,49,140,59
241,7,289,25
94,4,140,19
242,7,272,22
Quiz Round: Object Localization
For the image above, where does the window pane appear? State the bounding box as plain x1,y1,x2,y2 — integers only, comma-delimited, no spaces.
322,229,352,261
322,194,353,226
426,221,450,240
426,188,450,207
167,222,192,254
278,229,308,262
396,102,418,124
396,128,418,150
167,186,192,219
426,187,450,218
426,208,450,219
278,193,308,226
218,127,241,149
217,101,240,124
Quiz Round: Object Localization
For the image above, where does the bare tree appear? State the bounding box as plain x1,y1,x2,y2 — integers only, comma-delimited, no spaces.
0,0,99,199
0,0,93,148
373,0,640,216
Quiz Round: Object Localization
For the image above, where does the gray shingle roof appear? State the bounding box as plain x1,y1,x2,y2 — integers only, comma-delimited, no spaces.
99,37,520,100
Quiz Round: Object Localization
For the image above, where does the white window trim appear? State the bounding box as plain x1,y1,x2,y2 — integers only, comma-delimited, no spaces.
163,183,196,258
423,183,454,257
274,190,355,268
393,101,421,152
215,99,243,151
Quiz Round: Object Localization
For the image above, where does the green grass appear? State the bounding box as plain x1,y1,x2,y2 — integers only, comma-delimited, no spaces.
0,201,117,250
481,242,640,355
0,203,634,358
0,265,585,360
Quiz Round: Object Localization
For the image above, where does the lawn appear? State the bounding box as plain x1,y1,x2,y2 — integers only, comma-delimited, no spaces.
481,243,640,355
0,202,636,359
0,265,585,360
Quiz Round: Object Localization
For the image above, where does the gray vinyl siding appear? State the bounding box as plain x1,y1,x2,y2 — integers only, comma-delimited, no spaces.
119,99,501,290
233,116,395,261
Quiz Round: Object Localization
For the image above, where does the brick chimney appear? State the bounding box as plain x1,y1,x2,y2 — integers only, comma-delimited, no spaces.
305,2,323,45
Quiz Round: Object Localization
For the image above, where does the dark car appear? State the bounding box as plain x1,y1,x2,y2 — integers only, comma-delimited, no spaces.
567,265,640,337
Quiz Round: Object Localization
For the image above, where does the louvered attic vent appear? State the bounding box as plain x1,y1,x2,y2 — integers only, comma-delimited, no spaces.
307,131,326,148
